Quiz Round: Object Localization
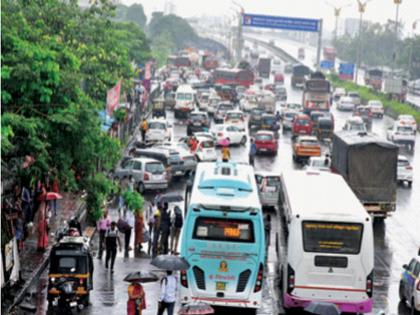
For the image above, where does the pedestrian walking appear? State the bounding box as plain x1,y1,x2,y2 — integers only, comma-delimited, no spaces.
221,146,231,162
105,221,122,272
249,138,257,166
50,176,60,216
170,206,183,254
37,201,49,251
140,119,148,142
134,211,145,254
152,209,161,257
15,211,25,252
118,211,133,257
21,184,32,224
157,271,178,315
97,211,111,259
159,203,171,255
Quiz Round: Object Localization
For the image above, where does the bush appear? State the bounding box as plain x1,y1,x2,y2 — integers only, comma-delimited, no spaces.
329,74,420,125
85,173,115,223
122,190,144,215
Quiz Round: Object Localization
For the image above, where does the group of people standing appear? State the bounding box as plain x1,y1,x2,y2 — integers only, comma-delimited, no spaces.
147,200,184,258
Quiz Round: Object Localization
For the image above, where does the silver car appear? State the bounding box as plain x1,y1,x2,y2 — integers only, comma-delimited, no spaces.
114,157,168,193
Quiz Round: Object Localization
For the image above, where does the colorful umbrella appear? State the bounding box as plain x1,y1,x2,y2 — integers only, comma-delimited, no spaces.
219,138,230,147
38,192,63,201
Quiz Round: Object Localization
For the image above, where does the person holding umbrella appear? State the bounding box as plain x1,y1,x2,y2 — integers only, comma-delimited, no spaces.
249,138,257,166
221,145,230,162
157,270,178,315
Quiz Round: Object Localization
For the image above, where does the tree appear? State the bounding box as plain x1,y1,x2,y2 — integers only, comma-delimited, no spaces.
125,4,147,29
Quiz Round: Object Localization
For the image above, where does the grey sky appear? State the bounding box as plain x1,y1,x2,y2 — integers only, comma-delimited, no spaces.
122,0,420,35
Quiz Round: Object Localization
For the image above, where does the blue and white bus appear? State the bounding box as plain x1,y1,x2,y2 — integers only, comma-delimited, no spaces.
180,162,265,310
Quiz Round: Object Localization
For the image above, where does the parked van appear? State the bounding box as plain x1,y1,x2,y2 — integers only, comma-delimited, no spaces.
175,84,197,119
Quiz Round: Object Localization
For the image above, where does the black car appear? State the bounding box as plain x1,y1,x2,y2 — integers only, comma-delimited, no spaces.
248,108,265,129
187,111,210,135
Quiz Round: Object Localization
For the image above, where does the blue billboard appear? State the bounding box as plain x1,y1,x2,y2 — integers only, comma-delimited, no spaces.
320,60,334,69
339,63,355,80
242,14,320,32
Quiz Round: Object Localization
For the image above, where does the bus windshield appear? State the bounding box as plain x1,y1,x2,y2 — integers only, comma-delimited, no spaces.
302,221,363,254
193,217,255,243
177,93,193,101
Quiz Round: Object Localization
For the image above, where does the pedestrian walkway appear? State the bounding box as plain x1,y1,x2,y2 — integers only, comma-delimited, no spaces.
2,193,84,313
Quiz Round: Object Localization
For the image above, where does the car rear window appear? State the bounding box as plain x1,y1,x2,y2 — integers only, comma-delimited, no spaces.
201,141,214,148
398,159,409,167
219,104,233,111
227,113,242,120
191,114,206,120
397,126,414,133
256,134,273,141
296,119,310,126
302,221,364,254
149,122,166,130
300,139,319,146
145,162,164,174
194,217,254,243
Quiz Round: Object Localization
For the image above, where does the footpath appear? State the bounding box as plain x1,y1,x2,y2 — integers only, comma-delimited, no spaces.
3,193,85,314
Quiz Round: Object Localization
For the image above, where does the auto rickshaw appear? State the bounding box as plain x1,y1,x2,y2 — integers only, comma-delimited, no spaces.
152,98,166,119
47,236,93,311
316,117,334,141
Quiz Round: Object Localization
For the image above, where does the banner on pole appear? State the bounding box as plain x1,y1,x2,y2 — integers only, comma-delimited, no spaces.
242,13,320,32
106,80,121,116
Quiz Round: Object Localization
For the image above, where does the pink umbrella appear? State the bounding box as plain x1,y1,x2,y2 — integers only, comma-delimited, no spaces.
38,192,63,201
219,138,230,147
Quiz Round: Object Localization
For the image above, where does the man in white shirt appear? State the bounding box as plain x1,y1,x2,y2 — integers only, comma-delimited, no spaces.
157,270,177,315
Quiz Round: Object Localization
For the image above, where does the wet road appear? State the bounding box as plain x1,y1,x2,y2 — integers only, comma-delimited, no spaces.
30,72,420,315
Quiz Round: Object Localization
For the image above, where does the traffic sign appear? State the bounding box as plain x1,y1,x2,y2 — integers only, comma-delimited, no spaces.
242,14,320,32
320,60,334,69
339,63,355,80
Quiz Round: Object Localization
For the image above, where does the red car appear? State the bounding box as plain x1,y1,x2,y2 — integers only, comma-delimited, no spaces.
274,72,284,84
255,131,278,155
292,114,313,136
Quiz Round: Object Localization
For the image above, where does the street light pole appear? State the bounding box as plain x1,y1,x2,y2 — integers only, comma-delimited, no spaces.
326,2,351,43
232,1,244,63
355,0,370,84
392,0,402,75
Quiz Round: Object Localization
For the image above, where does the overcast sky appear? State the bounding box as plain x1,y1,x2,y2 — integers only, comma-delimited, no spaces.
122,0,420,35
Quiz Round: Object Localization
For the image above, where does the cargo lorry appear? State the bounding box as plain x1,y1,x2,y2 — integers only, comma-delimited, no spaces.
331,131,398,218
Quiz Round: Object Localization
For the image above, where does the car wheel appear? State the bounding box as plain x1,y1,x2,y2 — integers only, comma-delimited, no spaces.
399,281,406,302
411,298,420,315
138,182,145,194
240,136,247,145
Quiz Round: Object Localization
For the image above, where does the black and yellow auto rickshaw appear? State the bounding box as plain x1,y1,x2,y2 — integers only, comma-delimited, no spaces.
152,98,166,118
316,117,334,141
47,236,93,310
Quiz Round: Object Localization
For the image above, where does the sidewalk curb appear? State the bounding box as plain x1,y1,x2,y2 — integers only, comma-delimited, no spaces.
7,202,87,314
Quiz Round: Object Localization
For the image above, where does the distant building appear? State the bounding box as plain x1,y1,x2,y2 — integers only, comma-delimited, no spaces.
164,1,176,15
344,18,360,37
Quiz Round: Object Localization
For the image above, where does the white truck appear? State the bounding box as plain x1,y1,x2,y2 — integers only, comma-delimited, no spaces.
382,77,407,102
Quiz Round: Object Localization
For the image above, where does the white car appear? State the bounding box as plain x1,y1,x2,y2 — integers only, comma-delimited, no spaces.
303,156,331,172
397,155,413,187
367,100,384,118
211,124,247,146
198,92,210,111
241,93,259,112
282,111,299,131
194,136,217,162
347,91,361,106
333,87,346,101
224,110,246,131
387,122,416,149
399,254,420,313
343,116,367,133
397,114,417,131
337,96,356,111
208,94,221,115
145,119,172,143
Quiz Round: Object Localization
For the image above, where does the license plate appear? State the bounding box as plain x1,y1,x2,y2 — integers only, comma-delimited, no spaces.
175,171,183,175
152,175,162,180
260,148,268,151
193,122,200,126
216,282,226,291
299,130,306,134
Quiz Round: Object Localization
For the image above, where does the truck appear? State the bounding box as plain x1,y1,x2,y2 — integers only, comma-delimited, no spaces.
382,77,407,102
331,131,398,218
291,64,311,89
258,57,271,79
364,68,383,90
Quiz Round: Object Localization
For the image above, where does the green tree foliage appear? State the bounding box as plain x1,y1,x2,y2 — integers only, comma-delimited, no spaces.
152,31,174,67
148,12,199,51
114,3,147,29
1,0,151,219
334,21,420,78
122,190,144,215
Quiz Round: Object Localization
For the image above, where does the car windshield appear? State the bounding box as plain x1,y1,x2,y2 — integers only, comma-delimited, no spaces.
311,159,326,167
201,95,209,101
226,113,242,120
176,93,193,101
287,104,301,110
256,134,273,141
201,140,214,148
145,162,164,174
149,122,166,130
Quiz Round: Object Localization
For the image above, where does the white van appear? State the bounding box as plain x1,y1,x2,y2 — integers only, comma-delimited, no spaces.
174,84,196,118
278,171,374,314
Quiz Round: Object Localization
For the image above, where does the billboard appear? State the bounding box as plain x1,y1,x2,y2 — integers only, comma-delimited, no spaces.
106,80,121,116
242,13,320,32
339,63,355,81
320,60,334,69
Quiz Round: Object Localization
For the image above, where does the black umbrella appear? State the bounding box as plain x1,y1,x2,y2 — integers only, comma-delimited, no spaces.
123,271,159,283
304,301,341,315
150,255,190,271
157,193,184,204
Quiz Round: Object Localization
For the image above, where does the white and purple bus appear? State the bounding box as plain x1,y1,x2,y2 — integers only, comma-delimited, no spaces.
278,170,374,314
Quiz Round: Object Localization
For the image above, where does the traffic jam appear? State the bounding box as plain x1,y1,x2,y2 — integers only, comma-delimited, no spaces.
105,42,419,315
